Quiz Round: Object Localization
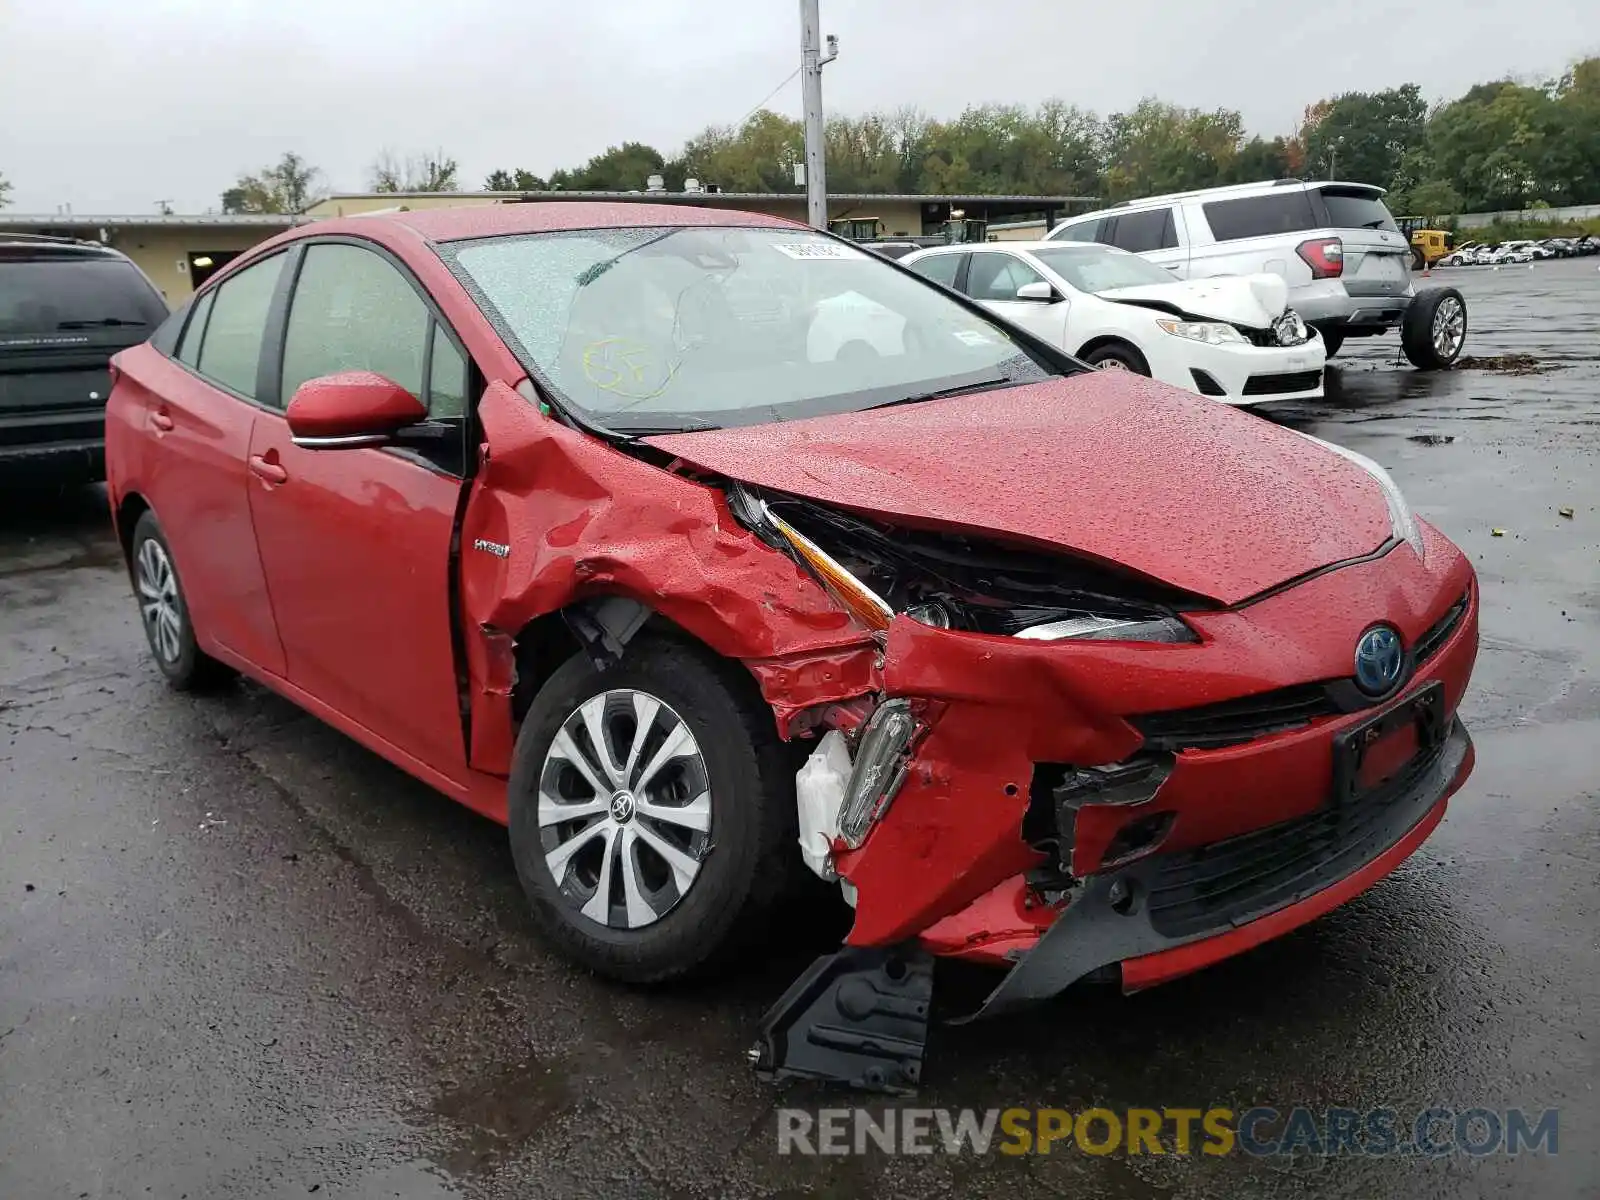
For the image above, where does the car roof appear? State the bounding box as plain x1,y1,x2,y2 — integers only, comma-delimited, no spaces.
367,201,806,243
0,232,130,260
1054,178,1386,227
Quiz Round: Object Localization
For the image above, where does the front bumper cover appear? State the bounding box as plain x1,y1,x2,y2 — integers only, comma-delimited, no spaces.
960,717,1472,1020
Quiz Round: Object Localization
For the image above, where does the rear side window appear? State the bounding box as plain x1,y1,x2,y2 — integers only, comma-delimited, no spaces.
0,257,168,339
1201,192,1319,242
1051,218,1104,243
176,291,214,368
1315,188,1399,232
195,253,286,398
907,253,961,288
1109,208,1177,253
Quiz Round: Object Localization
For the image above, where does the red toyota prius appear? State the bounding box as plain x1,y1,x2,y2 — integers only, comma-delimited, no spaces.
105,203,1477,1091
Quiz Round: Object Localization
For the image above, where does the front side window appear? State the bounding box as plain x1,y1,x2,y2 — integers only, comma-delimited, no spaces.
444,226,1067,433
281,244,429,408
1049,218,1104,243
196,252,286,398
965,254,1046,301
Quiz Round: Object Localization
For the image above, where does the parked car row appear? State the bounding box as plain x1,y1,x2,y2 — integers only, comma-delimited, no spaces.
1438,235,1600,266
1042,178,1467,371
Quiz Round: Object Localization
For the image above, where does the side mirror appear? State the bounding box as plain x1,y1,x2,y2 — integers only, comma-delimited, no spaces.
285,372,427,449
1015,281,1058,303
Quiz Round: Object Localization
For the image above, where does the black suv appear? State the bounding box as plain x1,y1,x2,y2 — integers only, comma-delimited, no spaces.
1,234,169,482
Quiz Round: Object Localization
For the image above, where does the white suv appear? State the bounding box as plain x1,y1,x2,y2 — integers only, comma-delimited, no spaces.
1045,179,1466,369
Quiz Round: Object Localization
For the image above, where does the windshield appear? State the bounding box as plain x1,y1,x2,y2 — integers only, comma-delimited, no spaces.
1031,245,1176,293
443,225,1061,433
0,257,168,338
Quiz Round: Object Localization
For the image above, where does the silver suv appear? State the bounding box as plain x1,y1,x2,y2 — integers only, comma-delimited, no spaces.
1045,179,1466,369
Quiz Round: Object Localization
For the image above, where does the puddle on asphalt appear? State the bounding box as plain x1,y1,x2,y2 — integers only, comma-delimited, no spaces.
425,1055,576,1177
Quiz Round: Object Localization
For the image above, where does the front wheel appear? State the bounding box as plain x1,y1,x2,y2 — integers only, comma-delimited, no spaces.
1401,287,1467,370
1319,329,1345,358
1081,342,1150,375
506,636,795,983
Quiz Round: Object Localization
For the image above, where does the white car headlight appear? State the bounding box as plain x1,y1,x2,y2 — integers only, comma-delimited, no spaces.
1156,319,1245,345
1295,432,1425,555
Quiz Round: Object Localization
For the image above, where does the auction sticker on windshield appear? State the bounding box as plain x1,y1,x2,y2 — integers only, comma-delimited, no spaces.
773,242,867,261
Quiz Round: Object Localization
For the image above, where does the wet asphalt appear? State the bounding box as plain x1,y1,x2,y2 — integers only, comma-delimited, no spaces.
1,257,1596,1199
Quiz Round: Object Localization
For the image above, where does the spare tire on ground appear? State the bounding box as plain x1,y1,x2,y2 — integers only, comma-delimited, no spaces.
1402,286,1467,370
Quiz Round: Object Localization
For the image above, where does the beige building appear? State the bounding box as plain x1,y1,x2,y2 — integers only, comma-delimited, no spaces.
3,189,1090,308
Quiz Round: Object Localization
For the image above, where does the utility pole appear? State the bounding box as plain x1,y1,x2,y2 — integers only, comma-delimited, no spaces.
798,0,837,229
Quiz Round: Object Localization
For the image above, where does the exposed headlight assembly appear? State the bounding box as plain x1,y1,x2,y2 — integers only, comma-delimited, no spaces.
1293,432,1425,555
1156,319,1245,345
728,484,1203,644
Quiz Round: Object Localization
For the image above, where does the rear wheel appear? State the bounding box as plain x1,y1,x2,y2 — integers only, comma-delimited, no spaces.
506,636,795,983
129,511,234,690
1411,246,1427,271
1081,342,1150,375
1401,287,1467,370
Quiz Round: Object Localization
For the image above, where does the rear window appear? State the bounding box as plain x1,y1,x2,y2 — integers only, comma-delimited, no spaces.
1316,188,1399,232
1200,192,1319,242
0,257,168,339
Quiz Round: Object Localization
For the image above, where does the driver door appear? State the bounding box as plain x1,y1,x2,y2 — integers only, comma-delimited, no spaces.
246,240,473,781
963,252,1071,347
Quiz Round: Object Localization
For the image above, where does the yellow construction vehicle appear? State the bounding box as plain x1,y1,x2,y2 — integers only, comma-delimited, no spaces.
1396,218,1454,269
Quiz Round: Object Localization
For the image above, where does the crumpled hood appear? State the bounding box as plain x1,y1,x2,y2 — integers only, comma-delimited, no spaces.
1097,273,1290,328
645,372,1393,606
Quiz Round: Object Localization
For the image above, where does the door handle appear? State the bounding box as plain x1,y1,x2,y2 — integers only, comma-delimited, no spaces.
248,454,288,485
150,411,175,432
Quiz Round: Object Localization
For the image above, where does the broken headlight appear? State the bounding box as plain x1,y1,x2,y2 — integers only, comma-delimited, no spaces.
728,484,1205,642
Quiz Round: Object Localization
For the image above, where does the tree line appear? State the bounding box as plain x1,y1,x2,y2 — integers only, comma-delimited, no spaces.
192,55,1597,219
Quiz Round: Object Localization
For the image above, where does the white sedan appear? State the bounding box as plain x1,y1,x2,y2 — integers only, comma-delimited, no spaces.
901,241,1326,405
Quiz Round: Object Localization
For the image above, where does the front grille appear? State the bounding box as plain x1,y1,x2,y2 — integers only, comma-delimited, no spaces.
1145,734,1448,937
1130,684,1339,752
1241,369,1323,396
1414,593,1468,664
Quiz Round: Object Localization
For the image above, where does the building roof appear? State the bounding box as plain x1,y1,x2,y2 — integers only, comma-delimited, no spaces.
0,213,307,229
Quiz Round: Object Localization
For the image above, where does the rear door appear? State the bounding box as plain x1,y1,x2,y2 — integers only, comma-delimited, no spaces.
246,239,471,779
0,252,168,452
1310,185,1410,302
135,251,290,675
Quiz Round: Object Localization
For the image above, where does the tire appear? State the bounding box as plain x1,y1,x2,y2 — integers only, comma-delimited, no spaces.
1411,246,1427,271
1081,342,1150,375
1319,329,1345,358
1401,286,1467,370
129,511,234,691
506,635,795,984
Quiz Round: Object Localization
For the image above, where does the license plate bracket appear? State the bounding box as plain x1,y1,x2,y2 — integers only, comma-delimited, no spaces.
1331,682,1446,806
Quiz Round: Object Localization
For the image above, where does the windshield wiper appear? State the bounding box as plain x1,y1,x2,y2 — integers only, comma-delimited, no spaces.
57,318,147,329
867,377,1011,411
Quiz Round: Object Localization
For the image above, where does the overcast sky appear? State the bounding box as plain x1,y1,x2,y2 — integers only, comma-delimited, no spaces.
2,0,1595,214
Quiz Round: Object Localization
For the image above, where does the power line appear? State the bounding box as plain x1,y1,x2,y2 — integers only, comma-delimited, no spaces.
736,66,801,129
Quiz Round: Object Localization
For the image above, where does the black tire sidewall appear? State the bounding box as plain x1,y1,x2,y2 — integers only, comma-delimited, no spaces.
507,636,786,982
1320,329,1345,358
1084,343,1150,375
130,511,205,687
